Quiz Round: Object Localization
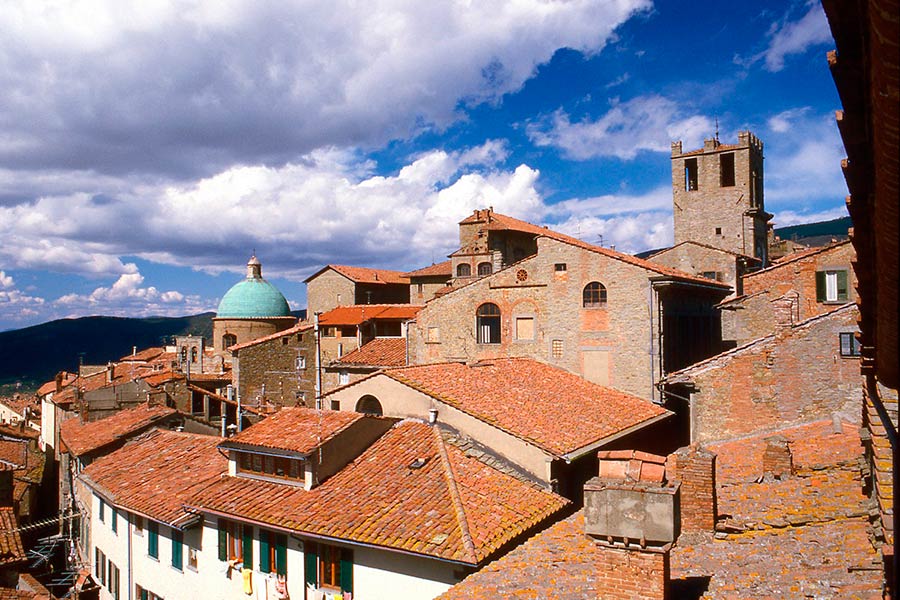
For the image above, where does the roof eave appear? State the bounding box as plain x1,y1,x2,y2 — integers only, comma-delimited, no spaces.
560,410,673,462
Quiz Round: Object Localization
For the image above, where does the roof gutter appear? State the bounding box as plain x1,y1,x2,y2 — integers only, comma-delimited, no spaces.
560,411,672,463
183,504,478,567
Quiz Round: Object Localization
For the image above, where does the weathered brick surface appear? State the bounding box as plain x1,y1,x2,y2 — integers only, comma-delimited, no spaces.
668,445,717,532
668,304,862,443
595,546,669,600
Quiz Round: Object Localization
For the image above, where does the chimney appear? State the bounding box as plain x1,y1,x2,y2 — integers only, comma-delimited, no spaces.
771,294,797,333
666,445,717,532
106,363,114,384
585,450,679,599
763,435,793,480
55,372,63,394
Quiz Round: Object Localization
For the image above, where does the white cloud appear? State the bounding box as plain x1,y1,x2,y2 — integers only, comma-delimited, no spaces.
0,275,46,327
763,2,833,72
527,95,712,160
0,271,12,289
771,206,849,228
0,0,650,179
767,107,811,133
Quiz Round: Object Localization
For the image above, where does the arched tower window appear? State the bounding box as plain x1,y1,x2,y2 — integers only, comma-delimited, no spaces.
476,303,501,344
355,395,383,416
180,347,188,363
190,347,198,362
457,263,471,277
583,282,607,307
222,334,237,350
477,262,493,276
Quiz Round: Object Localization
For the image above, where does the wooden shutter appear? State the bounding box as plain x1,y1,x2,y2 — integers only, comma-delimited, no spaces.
242,525,253,568
275,534,287,576
837,270,849,300
217,520,227,561
340,547,353,593
815,271,826,301
304,542,317,587
172,529,183,570
148,522,159,558
259,529,270,572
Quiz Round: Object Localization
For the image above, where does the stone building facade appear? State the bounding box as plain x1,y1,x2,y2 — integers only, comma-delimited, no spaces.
671,132,771,263
408,233,729,402
647,241,759,296
304,265,409,316
404,261,452,305
663,303,862,444
720,241,857,345
230,323,316,410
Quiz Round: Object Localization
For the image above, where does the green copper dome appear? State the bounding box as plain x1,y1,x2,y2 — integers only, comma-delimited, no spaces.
216,256,292,319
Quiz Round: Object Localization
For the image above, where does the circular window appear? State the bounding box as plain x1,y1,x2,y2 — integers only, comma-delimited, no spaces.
516,269,528,282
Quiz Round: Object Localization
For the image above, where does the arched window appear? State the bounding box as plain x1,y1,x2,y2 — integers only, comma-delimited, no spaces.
190,347,198,362
583,282,607,307
476,303,501,344
457,263,471,277
222,333,237,350
180,347,188,363
477,262,493,276
356,395,383,416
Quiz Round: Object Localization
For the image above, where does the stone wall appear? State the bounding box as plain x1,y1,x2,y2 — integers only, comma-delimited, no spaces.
233,328,315,409
212,317,296,355
648,243,748,295
306,270,356,316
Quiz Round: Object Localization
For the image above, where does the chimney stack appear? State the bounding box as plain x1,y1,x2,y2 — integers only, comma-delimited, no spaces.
666,444,717,532
585,450,679,599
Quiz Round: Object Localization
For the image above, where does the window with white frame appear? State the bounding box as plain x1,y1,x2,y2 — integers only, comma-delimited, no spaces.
816,270,848,302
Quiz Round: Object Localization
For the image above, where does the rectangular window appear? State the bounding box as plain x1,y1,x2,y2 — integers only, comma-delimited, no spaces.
339,371,349,386
701,271,723,282
416,283,424,295
188,546,198,570
840,332,861,357
551,339,563,359
337,343,343,358
148,521,159,559
191,390,205,415
720,152,735,187
684,158,699,191
554,263,567,272
111,507,117,533
99,498,105,522
282,337,289,346
816,270,849,302
322,327,336,338
136,585,163,600
715,227,722,236
340,326,356,338
515,317,535,340
172,529,183,571
134,515,144,533
426,327,440,343
218,519,250,564
110,561,120,600
307,543,354,596
296,355,306,370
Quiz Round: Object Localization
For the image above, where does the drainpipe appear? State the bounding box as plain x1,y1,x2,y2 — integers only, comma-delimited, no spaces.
127,517,134,600
314,313,322,410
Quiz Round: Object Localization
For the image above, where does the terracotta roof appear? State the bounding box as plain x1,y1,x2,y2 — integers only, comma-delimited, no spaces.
229,322,311,351
221,407,364,455
305,265,409,285
59,403,178,458
0,440,27,469
336,338,407,367
345,358,669,458
80,429,226,526
119,347,166,362
0,507,25,566
439,419,881,598
139,369,183,387
188,420,568,565
0,590,46,600
403,260,453,278
318,304,422,326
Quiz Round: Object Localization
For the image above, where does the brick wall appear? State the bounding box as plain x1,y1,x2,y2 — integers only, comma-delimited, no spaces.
671,304,862,443
595,546,670,600
667,445,717,532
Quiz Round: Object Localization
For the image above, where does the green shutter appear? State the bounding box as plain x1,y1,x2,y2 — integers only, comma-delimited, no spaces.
815,271,826,301
304,542,317,587
99,499,105,522
172,529,183,570
218,520,227,561
340,547,353,593
837,270,849,300
259,529,270,573
242,525,253,567
111,508,117,533
275,534,287,576
148,522,158,558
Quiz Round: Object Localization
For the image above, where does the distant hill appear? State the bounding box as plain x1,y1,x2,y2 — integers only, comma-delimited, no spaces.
0,310,305,393
773,216,852,242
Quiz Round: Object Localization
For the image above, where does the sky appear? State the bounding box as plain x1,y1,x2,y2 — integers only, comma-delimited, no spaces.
0,0,849,331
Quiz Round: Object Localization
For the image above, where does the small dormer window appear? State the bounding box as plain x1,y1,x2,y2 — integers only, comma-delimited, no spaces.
238,451,303,483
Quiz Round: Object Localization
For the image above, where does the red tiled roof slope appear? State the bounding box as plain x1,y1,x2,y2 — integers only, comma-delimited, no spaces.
229,322,310,351
318,304,421,326
222,407,363,455
0,507,25,566
189,420,567,565
337,338,407,367
403,261,452,278
381,358,668,457
119,347,166,362
80,429,226,525
60,403,177,458
0,441,27,469
322,265,409,285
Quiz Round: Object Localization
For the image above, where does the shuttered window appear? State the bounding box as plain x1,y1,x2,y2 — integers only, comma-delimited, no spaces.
147,521,159,559
816,270,848,302
172,529,183,570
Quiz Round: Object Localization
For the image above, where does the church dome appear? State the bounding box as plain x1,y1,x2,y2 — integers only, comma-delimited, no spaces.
216,256,292,319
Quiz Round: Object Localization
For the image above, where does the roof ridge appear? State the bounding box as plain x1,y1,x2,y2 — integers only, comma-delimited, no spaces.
745,239,852,277
432,425,478,563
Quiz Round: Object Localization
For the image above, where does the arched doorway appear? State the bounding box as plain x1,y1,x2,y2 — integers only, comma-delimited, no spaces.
355,395,383,416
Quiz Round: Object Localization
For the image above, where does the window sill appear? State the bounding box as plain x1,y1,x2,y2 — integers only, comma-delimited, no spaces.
820,300,849,305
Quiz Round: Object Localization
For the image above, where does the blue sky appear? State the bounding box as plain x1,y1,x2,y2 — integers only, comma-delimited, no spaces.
0,0,847,331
